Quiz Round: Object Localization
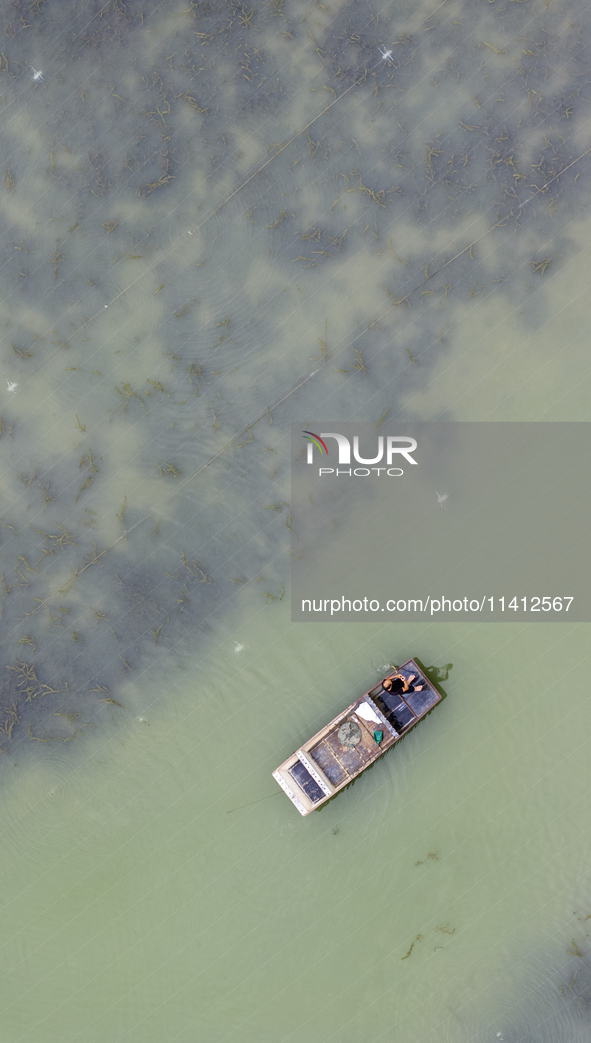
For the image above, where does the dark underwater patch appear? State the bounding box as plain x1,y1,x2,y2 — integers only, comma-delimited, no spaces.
1,0,591,756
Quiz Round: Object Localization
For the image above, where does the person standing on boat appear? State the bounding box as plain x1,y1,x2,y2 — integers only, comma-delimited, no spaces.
381,672,423,697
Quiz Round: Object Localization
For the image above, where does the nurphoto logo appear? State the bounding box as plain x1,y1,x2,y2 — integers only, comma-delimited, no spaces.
302,431,418,476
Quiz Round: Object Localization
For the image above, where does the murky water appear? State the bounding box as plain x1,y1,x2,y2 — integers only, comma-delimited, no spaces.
1,0,591,1039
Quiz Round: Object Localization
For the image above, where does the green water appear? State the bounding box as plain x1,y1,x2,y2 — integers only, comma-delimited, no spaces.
1,0,591,1039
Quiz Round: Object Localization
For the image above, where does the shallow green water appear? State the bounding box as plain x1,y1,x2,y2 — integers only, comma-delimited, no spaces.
1,0,591,1039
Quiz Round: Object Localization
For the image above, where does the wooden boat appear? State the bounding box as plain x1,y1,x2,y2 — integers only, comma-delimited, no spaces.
272,658,442,815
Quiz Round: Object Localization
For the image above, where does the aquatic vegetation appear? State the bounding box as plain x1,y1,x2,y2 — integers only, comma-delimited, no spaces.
401,933,423,960
0,0,588,763
473,938,591,1043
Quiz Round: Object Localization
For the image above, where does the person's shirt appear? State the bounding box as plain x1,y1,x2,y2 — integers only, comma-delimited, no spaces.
381,676,417,712
382,676,406,696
